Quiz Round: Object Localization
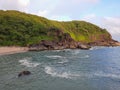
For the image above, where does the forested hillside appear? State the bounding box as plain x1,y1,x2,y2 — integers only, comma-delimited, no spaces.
0,10,112,46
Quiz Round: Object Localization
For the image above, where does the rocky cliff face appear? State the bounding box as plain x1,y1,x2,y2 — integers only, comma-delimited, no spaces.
87,33,118,46
29,30,90,50
29,29,117,51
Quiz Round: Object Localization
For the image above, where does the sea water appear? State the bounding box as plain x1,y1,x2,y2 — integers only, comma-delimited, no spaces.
0,47,120,90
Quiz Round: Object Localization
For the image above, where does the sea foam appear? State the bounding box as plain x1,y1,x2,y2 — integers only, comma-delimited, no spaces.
46,55,68,64
46,55,63,59
19,57,40,68
80,55,90,58
44,66,80,79
94,71,120,79
57,59,68,64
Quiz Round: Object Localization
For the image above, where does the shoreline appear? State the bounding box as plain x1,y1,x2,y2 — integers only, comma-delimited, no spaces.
0,42,120,56
0,47,29,56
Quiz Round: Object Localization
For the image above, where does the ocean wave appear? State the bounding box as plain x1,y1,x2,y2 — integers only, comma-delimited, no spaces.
71,55,90,59
44,66,120,80
19,57,40,68
90,46,105,50
70,50,80,55
57,59,68,64
80,55,90,58
94,71,120,79
46,55,68,64
46,55,63,59
44,66,79,79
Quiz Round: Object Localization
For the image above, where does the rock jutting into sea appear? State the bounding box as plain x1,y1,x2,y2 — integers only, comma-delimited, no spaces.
28,30,91,51
28,30,118,51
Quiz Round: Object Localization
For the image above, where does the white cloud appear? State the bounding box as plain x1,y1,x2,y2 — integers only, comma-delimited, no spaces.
50,15,72,21
81,14,101,26
44,0,100,20
0,0,30,11
1,0,99,21
101,17,120,41
82,14,97,22
18,0,30,7
83,14,96,19
37,10,49,17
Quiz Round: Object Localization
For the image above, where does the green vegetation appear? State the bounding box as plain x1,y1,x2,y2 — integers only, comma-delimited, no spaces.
0,10,112,46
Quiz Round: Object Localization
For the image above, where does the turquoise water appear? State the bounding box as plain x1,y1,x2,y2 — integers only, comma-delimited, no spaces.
0,47,120,90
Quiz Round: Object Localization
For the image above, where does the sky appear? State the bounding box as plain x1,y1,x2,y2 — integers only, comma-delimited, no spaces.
0,0,120,41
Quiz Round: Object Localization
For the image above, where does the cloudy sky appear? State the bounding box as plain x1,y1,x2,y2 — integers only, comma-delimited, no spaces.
0,0,120,41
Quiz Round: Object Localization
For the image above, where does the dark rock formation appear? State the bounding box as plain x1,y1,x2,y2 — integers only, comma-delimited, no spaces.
18,71,31,77
28,29,118,51
28,29,91,51
29,37,90,51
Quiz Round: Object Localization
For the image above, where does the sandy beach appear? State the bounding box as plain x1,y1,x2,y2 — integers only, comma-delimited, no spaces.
0,47,29,55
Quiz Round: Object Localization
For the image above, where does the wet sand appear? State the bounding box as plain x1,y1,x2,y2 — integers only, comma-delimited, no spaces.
0,47,29,55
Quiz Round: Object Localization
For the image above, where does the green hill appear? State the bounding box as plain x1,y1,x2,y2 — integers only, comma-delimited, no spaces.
0,10,113,46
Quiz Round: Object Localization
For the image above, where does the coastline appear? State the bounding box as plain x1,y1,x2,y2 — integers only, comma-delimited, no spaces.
0,42,120,56
0,47,29,56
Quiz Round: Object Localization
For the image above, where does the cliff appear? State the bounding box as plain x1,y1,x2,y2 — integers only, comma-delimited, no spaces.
0,10,117,49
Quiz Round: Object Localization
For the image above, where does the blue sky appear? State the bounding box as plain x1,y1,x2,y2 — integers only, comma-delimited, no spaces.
0,0,120,41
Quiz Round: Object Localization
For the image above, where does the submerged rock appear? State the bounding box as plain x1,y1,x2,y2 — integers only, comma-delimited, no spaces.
18,71,31,77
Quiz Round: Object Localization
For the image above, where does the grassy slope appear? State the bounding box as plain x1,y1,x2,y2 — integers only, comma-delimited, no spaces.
0,10,112,46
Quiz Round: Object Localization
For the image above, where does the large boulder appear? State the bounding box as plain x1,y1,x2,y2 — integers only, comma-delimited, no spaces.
77,44,90,50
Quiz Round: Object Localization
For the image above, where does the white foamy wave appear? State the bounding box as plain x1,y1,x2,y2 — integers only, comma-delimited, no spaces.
90,46,105,50
44,66,79,79
84,55,89,58
94,71,120,79
46,55,68,64
19,57,40,68
79,55,89,58
72,50,80,55
46,55,63,59
58,59,68,64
